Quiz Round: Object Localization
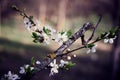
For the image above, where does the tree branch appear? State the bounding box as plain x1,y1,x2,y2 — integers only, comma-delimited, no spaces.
86,15,102,43
35,16,102,73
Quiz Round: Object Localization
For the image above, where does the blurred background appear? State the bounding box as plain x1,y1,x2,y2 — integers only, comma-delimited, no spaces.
0,0,120,80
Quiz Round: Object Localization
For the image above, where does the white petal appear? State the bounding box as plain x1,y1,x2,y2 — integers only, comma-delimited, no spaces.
25,64,29,69
91,47,96,53
60,59,68,66
24,18,29,24
50,59,56,67
60,59,64,64
36,61,41,64
49,62,54,67
104,39,109,43
53,59,56,64
109,38,114,44
51,68,58,73
30,67,34,70
67,56,71,60
12,74,19,80
8,71,12,75
113,36,117,39
73,54,76,57
19,67,25,74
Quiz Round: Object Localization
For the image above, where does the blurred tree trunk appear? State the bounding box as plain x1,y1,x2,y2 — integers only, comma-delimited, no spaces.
57,0,68,31
111,33,120,80
111,0,120,80
39,0,47,26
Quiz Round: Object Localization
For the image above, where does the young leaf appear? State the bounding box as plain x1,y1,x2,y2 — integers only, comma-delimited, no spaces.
85,43,95,48
33,39,38,43
100,32,108,38
43,27,51,35
67,30,72,37
64,61,75,70
29,16,33,20
60,31,65,35
32,32,38,38
31,57,35,65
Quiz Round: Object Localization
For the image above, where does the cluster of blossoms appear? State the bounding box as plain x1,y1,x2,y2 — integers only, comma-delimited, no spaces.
23,17,71,46
3,60,41,80
99,29,117,44
49,57,76,76
3,55,76,80
86,44,97,54
103,32,116,44
19,64,34,74
4,71,20,80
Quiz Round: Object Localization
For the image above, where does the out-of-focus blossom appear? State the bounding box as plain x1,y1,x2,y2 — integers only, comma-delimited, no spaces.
49,59,59,76
5,71,20,80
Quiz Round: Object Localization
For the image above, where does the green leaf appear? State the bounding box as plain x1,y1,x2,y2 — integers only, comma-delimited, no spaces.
64,61,75,70
85,44,95,48
26,66,31,74
107,28,118,38
32,32,38,38
60,31,65,35
33,39,38,43
66,30,72,37
43,27,51,35
31,57,35,65
29,16,33,20
100,32,108,38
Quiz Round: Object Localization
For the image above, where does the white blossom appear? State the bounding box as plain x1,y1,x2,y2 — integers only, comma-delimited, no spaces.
45,25,56,35
30,67,34,71
19,64,34,74
87,45,97,54
24,18,33,31
19,67,25,74
73,54,76,57
104,39,109,43
67,56,71,60
104,37,116,44
49,59,59,76
25,64,29,69
5,71,20,80
36,61,41,64
55,32,68,45
59,59,68,67
43,33,50,45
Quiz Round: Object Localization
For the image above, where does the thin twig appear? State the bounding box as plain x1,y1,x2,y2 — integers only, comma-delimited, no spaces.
59,38,103,57
86,15,102,43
